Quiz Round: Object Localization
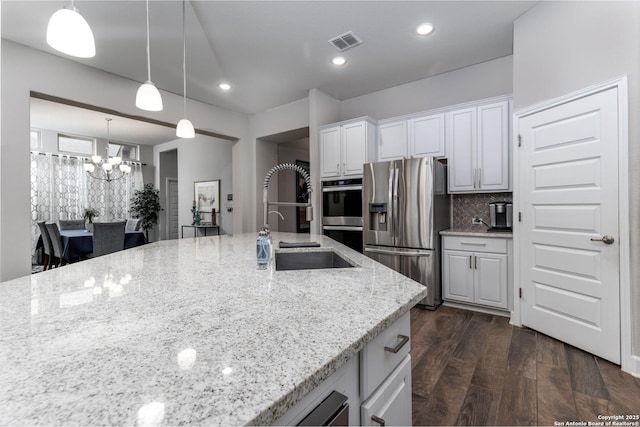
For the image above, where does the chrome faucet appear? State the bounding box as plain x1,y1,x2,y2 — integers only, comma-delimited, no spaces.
268,210,285,221
263,163,313,228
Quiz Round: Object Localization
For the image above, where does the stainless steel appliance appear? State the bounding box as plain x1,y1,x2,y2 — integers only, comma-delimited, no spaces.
322,178,363,253
489,202,513,231
297,391,349,426
363,157,450,308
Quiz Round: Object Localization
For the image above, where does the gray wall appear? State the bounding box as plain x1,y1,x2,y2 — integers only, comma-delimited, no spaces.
339,55,513,121
154,136,233,237
513,1,640,356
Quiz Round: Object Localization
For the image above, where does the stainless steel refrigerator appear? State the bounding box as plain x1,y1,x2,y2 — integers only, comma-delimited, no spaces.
363,157,450,309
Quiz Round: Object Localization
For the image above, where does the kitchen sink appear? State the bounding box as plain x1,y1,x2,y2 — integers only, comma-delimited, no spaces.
275,250,355,271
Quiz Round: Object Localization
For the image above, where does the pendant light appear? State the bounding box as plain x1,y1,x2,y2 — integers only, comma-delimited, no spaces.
46,0,95,58
176,0,195,138
136,0,163,111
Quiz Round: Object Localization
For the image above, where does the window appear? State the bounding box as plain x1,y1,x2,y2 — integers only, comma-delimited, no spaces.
109,142,138,161
30,130,41,150
58,134,94,156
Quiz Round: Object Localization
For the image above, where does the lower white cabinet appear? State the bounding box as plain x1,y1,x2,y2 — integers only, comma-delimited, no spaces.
272,312,412,426
361,355,412,427
442,235,510,310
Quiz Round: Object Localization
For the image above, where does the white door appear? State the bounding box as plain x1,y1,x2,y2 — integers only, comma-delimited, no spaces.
167,178,179,240
409,113,445,158
442,250,474,303
447,107,476,192
342,121,367,176
475,253,508,309
319,127,341,178
378,121,407,161
477,101,510,191
518,87,620,363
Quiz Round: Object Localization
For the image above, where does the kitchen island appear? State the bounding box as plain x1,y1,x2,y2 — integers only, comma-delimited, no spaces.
0,232,426,426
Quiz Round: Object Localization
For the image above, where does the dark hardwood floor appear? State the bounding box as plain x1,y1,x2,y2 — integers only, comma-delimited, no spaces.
410,306,640,426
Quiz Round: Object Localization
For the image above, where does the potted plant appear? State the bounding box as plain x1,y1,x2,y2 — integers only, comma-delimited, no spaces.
129,183,162,241
83,207,100,231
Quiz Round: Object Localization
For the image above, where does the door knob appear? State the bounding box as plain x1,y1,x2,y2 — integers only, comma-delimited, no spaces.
590,235,615,244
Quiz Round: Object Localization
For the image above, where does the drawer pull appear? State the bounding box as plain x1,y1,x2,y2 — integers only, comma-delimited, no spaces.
460,242,486,246
371,415,386,426
384,334,409,354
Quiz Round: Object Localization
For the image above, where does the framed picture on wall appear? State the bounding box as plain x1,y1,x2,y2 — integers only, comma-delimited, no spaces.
295,160,310,233
194,180,220,213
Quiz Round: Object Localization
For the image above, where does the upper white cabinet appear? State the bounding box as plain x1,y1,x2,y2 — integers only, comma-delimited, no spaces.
378,120,407,161
447,100,510,193
320,118,376,179
409,113,446,158
376,113,446,162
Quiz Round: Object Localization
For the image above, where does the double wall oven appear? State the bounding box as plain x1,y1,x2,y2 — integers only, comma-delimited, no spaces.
321,178,363,253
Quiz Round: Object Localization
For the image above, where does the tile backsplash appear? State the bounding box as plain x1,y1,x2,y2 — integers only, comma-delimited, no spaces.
452,193,513,229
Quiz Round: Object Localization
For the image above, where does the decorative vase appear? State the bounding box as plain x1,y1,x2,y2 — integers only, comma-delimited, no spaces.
86,221,93,232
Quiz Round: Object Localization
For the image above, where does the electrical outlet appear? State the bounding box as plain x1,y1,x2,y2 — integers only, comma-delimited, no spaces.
472,217,483,225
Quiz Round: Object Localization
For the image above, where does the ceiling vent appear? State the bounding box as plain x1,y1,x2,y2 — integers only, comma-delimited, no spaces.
328,31,363,52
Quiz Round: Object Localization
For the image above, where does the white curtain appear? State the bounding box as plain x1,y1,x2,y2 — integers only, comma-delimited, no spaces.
30,152,144,255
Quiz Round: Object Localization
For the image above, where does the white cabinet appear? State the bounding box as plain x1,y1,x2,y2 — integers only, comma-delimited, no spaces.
377,121,407,161
320,118,376,179
361,355,412,427
376,113,445,162
447,100,510,193
442,235,510,311
409,113,446,158
360,312,412,427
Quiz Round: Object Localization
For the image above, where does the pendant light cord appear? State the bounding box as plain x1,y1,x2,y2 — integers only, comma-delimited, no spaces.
182,0,187,117
146,0,152,82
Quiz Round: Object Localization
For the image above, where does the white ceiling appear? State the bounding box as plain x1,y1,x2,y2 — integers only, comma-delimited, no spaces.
2,0,537,117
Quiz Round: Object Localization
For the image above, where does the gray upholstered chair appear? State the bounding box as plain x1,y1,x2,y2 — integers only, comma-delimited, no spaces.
45,222,66,268
125,218,142,232
38,221,54,270
92,221,126,257
59,219,86,230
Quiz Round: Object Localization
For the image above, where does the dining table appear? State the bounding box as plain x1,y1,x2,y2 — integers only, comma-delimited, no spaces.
60,229,147,261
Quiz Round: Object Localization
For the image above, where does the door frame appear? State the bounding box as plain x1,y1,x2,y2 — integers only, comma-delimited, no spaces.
512,76,634,375
166,177,179,240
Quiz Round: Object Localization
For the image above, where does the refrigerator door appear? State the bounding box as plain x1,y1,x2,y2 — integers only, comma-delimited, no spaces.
364,245,441,308
363,161,396,247
396,157,435,249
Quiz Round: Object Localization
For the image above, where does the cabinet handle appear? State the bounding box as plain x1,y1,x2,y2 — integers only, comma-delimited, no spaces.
474,255,477,269
343,162,346,172
473,168,476,188
469,255,472,269
384,334,409,354
478,167,482,188
371,415,386,426
461,242,486,246
336,163,339,173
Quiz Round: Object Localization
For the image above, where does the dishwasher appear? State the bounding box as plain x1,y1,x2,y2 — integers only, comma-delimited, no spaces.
297,391,349,426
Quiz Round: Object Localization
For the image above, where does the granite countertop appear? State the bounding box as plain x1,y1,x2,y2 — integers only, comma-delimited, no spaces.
0,232,426,426
440,227,513,239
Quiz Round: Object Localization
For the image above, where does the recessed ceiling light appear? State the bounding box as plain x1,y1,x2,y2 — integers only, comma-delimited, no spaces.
416,23,435,36
218,83,231,91
331,56,347,66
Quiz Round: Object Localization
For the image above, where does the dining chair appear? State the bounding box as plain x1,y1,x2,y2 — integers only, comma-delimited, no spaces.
45,222,66,268
125,218,142,232
59,219,86,230
92,221,126,257
37,221,55,270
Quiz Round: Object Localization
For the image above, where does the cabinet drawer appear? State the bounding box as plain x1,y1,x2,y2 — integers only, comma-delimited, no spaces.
443,236,507,253
360,311,410,399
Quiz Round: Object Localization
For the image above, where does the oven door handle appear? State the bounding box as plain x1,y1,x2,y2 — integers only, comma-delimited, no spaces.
323,225,363,231
322,185,363,192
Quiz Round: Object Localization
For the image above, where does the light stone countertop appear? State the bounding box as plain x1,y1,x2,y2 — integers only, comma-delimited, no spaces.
0,232,427,426
440,227,513,239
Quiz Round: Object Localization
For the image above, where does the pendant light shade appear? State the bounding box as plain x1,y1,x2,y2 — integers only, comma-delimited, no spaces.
176,119,195,138
177,0,195,138
46,4,95,58
136,0,163,111
136,81,163,112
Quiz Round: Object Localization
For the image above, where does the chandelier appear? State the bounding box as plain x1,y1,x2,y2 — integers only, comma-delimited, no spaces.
83,118,132,182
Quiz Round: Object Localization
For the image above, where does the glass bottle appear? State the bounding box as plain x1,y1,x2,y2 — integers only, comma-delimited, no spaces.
256,230,271,269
